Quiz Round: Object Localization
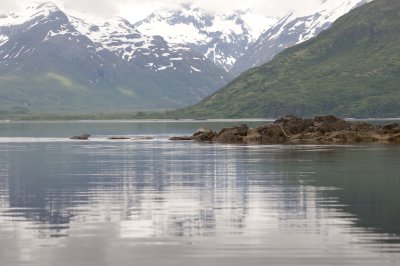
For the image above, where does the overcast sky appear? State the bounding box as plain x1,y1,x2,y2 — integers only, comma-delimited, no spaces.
0,0,323,23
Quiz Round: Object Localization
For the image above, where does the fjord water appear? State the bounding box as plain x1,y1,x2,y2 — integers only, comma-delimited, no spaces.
0,121,400,266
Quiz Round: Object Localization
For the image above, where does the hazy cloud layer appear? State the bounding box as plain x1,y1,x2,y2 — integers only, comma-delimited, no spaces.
0,0,322,22
0,0,20,12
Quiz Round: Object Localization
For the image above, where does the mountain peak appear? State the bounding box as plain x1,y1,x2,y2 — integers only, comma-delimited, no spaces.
104,16,132,27
27,1,61,16
35,1,60,11
179,2,191,9
135,4,267,71
0,1,63,27
170,2,202,13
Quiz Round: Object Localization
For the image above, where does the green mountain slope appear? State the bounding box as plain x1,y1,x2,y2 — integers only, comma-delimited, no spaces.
175,0,400,118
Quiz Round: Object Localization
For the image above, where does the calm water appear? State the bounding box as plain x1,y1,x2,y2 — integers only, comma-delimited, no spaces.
0,120,400,266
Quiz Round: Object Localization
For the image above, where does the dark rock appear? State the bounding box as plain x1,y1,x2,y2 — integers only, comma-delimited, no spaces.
242,128,262,143
387,133,400,143
261,124,288,144
190,127,216,141
275,116,314,135
275,115,301,124
193,127,212,136
169,136,193,141
139,137,154,140
350,122,378,132
131,136,154,140
314,115,340,123
194,131,216,141
214,124,249,143
70,134,90,140
383,123,400,131
314,117,351,133
107,137,131,140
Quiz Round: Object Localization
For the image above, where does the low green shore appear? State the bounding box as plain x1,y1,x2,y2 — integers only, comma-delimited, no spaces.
2,111,400,122
0,111,166,121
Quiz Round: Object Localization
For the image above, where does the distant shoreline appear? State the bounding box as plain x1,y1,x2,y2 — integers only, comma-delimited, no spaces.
0,118,273,123
2,112,400,122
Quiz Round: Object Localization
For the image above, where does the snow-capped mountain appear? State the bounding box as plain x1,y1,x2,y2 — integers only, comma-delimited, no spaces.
232,0,371,75
0,2,231,112
69,15,220,75
69,14,231,99
0,2,102,69
135,4,277,72
0,2,58,26
0,0,372,113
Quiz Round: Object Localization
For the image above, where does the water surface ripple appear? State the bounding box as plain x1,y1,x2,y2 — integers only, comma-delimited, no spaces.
0,121,399,265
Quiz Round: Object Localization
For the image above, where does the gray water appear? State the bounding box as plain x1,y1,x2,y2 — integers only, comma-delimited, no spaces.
0,120,399,266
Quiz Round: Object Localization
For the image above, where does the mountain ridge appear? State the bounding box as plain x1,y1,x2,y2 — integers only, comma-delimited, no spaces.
134,4,274,71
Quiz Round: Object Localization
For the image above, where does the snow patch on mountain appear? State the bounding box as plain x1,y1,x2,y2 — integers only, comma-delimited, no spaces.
69,16,151,61
231,0,370,75
0,35,8,46
135,4,276,71
69,15,211,73
241,13,277,37
293,0,371,44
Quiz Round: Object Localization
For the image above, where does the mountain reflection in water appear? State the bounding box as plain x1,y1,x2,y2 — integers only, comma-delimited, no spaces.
0,127,399,265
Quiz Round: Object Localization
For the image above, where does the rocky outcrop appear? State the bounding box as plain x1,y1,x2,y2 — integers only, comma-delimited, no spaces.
70,134,90,140
170,116,400,144
107,137,131,140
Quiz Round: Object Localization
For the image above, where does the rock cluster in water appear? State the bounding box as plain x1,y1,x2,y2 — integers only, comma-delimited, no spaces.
70,134,91,140
170,115,400,144
70,134,154,140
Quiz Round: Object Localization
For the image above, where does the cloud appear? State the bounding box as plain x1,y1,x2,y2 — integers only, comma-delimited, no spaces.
0,0,21,12
0,0,323,22
255,0,323,16
63,0,121,17
186,0,322,16
118,0,323,22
